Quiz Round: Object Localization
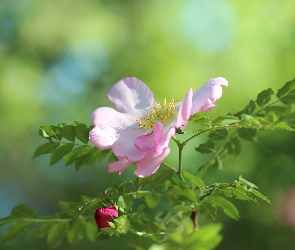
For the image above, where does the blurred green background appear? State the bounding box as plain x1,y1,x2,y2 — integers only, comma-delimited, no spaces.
1,0,295,249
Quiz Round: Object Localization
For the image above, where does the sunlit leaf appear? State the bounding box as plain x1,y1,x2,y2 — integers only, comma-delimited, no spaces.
183,171,205,190
33,142,60,158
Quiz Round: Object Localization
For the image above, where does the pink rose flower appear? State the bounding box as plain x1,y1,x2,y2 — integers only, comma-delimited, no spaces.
94,206,119,229
90,77,228,177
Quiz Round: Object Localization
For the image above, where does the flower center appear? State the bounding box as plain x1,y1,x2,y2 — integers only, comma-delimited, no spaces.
137,98,179,129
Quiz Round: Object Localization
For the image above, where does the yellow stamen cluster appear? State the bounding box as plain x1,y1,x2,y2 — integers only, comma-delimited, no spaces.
137,98,179,129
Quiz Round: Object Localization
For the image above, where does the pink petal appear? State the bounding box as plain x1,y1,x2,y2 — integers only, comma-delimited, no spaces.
112,128,147,161
191,77,228,115
134,121,165,153
134,147,170,177
134,122,164,153
108,77,156,117
155,124,175,152
89,126,117,150
134,133,155,152
108,157,134,175
91,107,136,128
176,88,193,128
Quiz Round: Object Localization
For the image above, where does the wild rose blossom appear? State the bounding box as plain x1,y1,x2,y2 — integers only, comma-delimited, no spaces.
90,77,228,177
94,206,118,229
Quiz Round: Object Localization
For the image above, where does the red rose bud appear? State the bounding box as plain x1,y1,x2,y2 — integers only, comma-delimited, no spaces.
94,206,118,230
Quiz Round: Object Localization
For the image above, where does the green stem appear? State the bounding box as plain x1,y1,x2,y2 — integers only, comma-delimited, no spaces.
172,136,185,181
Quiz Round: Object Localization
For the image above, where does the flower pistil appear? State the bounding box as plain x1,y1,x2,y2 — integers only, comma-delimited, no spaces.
137,98,179,129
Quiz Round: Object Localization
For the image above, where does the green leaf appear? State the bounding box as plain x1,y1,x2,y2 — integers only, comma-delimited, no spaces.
144,192,161,208
64,147,85,166
225,137,241,156
212,116,239,126
217,186,253,202
122,195,134,211
127,237,148,250
86,221,98,242
114,179,133,192
33,142,60,158
11,204,37,218
135,175,155,190
238,128,257,142
189,112,212,125
39,124,62,140
199,202,217,221
67,219,86,245
50,143,75,166
264,105,286,115
195,140,215,154
174,205,192,212
251,189,272,204
2,221,34,243
202,196,239,220
167,185,197,203
152,169,175,189
72,121,89,144
26,227,41,242
256,88,274,107
244,100,256,114
74,147,108,170
59,123,75,142
83,148,110,165
280,94,295,104
58,201,81,217
0,216,18,227
209,129,228,141
47,222,70,249
276,78,295,98
185,223,222,250
183,171,205,190
26,221,54,241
